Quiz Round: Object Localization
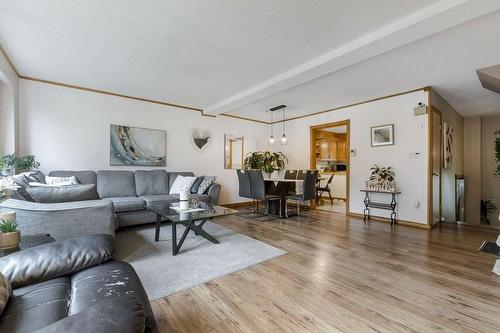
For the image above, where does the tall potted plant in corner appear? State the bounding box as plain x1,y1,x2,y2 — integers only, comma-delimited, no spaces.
0,211,20,251
484,130,500,224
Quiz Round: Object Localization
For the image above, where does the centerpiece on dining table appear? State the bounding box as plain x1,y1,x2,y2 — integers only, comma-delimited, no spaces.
243,151,288,178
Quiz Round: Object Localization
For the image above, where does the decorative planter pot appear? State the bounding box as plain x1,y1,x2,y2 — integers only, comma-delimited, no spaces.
0,231,20,251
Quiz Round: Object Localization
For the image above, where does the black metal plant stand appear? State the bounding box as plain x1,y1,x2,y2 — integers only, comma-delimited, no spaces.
361,189,401,225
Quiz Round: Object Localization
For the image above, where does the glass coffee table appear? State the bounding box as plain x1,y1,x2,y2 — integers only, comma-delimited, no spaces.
146,201,237,255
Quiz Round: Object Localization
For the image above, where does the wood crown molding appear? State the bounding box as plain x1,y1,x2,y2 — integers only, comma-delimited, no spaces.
5,39,429,125
19,75,205,113
270,86,430,124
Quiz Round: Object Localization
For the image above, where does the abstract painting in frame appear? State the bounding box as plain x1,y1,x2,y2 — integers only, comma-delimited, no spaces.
443,122,453,169
371,124,394,147
110,125,166,166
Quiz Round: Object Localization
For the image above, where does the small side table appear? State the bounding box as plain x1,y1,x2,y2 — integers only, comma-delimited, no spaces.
0,233,55,257
361,189,401,225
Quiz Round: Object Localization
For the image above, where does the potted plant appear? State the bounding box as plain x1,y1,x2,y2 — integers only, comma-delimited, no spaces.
480,199,496,225
243,151,265,170
0,177,16,202
494,130,500,178
0,153,40,176
0,211,20,251
368,164,396,191
244,151,288,177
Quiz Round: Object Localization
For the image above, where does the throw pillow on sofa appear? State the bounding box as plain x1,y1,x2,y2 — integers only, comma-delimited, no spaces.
190,176,205,194
197,176,216,194
10,174,35,202
26,170,46,184
0,271,11,315
169,176,197,194
45,176,79,185
26,184,99,203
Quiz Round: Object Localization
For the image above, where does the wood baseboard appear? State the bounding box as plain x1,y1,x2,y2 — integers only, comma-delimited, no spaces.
348,212,431,230
317,196,346,201
222,201,254,209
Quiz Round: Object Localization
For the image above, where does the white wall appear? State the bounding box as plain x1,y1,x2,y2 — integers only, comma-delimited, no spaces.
463,118,481,224
19,80,430,223
481,116,500,226
269,90,429,224
19,80,268,204
0,49,19,154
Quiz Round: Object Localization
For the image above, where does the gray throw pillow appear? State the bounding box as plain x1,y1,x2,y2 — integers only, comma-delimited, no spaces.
26,184,100,203
10,174,35,202
0,271,12,315
27,170,46,184
190,176,205,194
11,174,30,188
197,176,216,194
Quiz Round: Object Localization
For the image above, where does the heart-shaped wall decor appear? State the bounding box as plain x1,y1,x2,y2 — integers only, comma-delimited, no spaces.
191,129,213,152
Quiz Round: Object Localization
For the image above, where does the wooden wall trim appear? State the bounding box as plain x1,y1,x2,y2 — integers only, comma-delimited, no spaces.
222,201,253,209
348,212,431,230
310,119,350,214
273,86,431,124
4,41,429,126
20,75,204,112
220,113,269,124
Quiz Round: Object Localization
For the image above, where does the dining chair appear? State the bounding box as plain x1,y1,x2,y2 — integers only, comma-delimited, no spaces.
297,170,307,180
316,174,334,205
236,169,255,212
284,170,298,179
285,170,318,218
248,169,282,216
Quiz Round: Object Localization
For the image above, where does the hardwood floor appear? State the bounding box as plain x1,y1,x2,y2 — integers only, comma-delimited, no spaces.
151,209,500,332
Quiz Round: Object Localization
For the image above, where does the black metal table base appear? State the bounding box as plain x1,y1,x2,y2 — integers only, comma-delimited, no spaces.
155,215,219,255
362,191,399,225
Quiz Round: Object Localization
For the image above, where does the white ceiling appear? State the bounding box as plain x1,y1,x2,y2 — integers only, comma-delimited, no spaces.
1,1,500,120
230,8,500,121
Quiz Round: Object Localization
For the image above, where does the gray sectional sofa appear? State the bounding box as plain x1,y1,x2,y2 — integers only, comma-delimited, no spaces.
0,170,221,240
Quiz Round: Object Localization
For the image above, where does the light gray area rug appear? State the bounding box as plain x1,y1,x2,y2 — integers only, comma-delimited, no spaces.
115,221,286,301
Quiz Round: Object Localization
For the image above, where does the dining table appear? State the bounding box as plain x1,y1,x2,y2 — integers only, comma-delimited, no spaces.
263,178,304,217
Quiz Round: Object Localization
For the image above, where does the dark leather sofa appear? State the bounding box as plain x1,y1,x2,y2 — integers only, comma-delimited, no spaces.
0,234,157,333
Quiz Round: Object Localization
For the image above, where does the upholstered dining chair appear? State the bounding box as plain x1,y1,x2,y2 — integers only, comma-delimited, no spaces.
237,169,254,212
284,170,298,179
285,170,318,218
248,169,282,216
297,170,307,180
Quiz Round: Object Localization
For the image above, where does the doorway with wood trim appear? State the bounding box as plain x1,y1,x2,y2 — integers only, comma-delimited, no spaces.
310,120,350,215
429,107,442,227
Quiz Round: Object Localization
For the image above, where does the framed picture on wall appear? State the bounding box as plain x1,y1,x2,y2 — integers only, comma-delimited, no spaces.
371,124,394,147
110,124,166,166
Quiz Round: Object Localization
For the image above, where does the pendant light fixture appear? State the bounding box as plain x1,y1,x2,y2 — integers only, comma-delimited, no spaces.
269,105,288,146
280,106,288,145
268,109,276,145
